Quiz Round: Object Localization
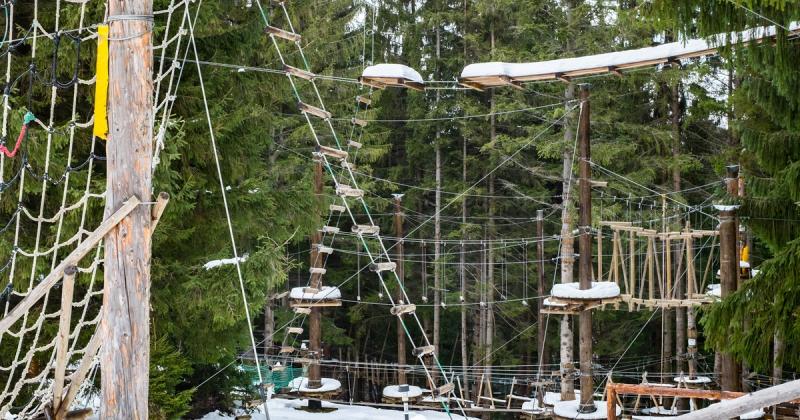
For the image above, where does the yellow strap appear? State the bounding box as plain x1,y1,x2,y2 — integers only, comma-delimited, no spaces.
93,25,109,140
740,245,749,263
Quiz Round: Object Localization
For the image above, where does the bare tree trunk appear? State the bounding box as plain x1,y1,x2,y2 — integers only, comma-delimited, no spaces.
264,301,274,358
773,330,784,385
482,72,496,418
394,195,407,384
560,81,577,402
433,25,442,383
461,135,469,400
101,0,153,416
672,79,686,385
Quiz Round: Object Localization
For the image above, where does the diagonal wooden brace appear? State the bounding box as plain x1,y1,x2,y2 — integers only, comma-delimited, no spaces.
0,196,140,335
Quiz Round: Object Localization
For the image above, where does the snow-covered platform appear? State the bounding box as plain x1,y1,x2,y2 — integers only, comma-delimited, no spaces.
543,282,621,314
459,23,800,89
553,399,620,419
287,377,342,398
289,286,342,308
360,64,424,91
200,397,477,420
382,385,424,403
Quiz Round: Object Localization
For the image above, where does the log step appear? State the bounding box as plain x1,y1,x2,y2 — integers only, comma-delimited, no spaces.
315,145,348,160
412,345,435,358
321,225,340,234
294,307,312,315
299,102,332,120
352,224,379,235
369,262,397,272
390,304,416,316
279,346,296,354
265,25,301,42
433,382,455,397
348,140,363,149
287,327,303,334
329,204,346,213
284,64,315,80
356,95,372,106
351,118,368,127
308,267,326,275
336,185,364,198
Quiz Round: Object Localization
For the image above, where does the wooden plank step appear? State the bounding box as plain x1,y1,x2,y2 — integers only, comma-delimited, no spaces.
290,300,342,308
390,303,416,316
433,382,455,397
317,245,334,254
352,224,379,235
279,346,296,354
369,262,396,272
298,101,332,120
348,140,363,149
329,204,346,213
356,95,372,106
336,185,364,198
340,161,356,171
351,118,368,127
308,267,326,275
412,345,435,358
284,64,314,80
287,327,303,334
315,145,348,160
265,25,301,42
321,225,340,234
294,307,312,315
293,357,319,365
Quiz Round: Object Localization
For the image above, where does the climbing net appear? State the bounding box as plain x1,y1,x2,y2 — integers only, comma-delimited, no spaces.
0,1,191,417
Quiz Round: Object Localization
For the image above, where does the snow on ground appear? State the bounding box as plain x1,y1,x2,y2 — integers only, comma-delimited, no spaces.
199,397,477,420
551,282,620,300
553,400,619,419
362,64,424,84
289,286,342,301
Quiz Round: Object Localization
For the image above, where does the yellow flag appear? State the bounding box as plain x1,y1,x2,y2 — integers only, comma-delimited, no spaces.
93,25,109,140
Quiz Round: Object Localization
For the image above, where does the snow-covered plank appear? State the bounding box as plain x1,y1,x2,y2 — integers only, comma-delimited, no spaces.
288,377,342,393
553,399,620,419
289,286,341,301
383,385,423,399
360,64,425,91
460,23,800,89
551,281,620,300
203,255,248,270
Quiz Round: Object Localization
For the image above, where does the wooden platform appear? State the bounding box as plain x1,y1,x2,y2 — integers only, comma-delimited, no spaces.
359,76,424,91
290,299,342,308
541,296,622,315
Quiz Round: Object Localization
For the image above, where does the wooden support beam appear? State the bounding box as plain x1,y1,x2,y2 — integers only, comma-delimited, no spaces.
150,192,170,231
609,383,743,400
0,197,140,335
56,331,101,419
676,379,800,420
53,266,77,418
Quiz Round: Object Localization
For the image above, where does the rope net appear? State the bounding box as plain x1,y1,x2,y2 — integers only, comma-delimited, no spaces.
0,1,190,417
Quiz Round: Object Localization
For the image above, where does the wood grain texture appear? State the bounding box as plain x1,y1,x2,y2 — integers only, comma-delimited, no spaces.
101,0,153,417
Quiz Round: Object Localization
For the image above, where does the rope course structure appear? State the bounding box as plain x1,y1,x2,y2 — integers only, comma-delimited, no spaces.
0,1,191,417
254,0,465,415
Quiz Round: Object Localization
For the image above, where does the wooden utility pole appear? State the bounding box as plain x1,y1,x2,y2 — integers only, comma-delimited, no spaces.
718,164,740,392
393,194,407,385
577,84,595,413
307,160,324,408
101,0,154,417
536,210,546,370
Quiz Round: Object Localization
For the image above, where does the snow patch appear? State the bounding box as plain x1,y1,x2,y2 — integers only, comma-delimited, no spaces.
713,204,740,211
521,400,545,413
289,286,342,301
551,282,620,300
553,400,619,419
362,64,423,84
287,377,342,393
383,385,423,398
204,255,248,270
706,284,721,298
673,375,712,384
543,297,567,307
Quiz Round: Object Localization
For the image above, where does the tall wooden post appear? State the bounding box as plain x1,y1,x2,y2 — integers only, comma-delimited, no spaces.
577,85,595,413
718,164,740,392
536,210,547,371
393,194,407,385
307,160,324,408
686,221,698,379
101,0,154,417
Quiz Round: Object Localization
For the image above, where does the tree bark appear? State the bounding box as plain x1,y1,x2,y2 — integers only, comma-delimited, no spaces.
101,1,154,417
559,81,577,402
308,161,323,399
719,165,740,392
433,24,442,383
393,195,407,385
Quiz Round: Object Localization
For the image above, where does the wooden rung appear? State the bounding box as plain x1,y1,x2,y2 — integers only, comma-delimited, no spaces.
478,396,506,403
356,95,372,106
341,161,356,171
369,262,396,272
265,25,301,42
298,102,332,120
390,304,416,316
294,307,312,315
412,345,435,358
317,245,334,254
272,364,286,372
329,204,346,213
287,327,303,334
293,358,318,365
434,382,455,397
280,346,296,354
303,287,320,293
348,140,363,149
321,225,340,234
315,145,348,160
290,299,342,308
351,118,368,127
336,185,364,198
284,64,314,80
352,224,379,235
308,267,326,275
